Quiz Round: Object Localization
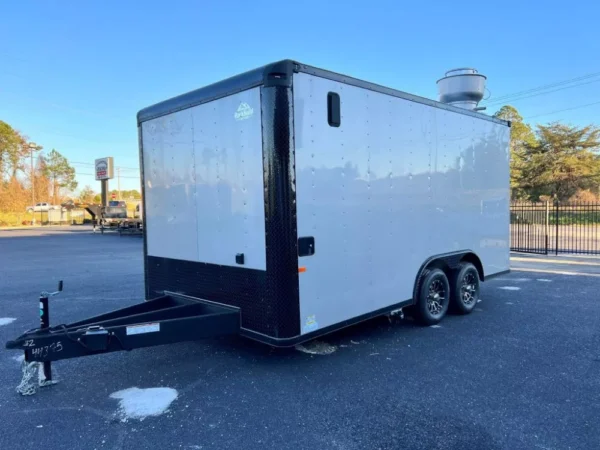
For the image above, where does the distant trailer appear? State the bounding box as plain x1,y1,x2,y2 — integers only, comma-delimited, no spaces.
6,60,510,390
118,218,143,237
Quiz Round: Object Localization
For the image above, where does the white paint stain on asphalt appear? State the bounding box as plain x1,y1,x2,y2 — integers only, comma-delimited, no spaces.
537,279,552,282
513,278,532,282
295,341,337,355
110,387,178,421
506,302,514,305
0,318,16,326
499,286,521,291
12,354,24,363
430,325,442,328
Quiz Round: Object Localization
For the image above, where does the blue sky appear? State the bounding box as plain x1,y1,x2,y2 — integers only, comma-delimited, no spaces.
1,0,599,192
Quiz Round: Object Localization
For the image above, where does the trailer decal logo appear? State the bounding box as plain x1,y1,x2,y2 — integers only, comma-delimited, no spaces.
303,315,318,333
234,102,254,121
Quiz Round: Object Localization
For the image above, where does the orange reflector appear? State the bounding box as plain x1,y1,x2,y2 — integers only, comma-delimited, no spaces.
298,267,307,273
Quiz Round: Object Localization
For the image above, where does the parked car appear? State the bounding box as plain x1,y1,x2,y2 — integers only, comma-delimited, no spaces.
26,202,60,213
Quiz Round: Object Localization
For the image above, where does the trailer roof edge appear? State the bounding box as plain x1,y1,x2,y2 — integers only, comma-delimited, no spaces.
294,63,510,126
136,60,296,124
136,59,510,127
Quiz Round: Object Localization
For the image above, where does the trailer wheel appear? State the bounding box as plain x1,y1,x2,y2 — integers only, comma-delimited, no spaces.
450,263,480,314
413,268,450,325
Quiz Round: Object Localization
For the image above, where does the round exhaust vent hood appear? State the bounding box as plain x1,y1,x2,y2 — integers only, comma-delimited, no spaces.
437,68,486,111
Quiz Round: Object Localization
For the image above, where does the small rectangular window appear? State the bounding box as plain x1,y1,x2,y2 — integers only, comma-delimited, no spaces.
327,92,341,127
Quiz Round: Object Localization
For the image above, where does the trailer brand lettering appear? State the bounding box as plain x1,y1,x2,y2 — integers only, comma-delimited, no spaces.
234,102,253,121
23,339,35,348
126,323,160,336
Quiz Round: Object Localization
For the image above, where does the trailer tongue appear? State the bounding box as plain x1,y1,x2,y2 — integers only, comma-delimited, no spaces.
5,283,239,394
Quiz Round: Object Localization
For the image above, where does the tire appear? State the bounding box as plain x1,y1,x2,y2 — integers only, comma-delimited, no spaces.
450,262,480,315
413,268,450,326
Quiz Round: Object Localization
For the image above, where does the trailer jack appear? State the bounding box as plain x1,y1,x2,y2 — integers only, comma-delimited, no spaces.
5,285,240,396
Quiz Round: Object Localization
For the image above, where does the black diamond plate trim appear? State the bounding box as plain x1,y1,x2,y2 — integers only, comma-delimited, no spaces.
261,84,300,339
147,256,268,333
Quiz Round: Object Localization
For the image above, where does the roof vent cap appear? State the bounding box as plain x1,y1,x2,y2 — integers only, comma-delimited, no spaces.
437,68,487,111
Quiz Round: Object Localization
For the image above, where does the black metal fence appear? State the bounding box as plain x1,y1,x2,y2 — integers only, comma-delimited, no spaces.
511,202,600,255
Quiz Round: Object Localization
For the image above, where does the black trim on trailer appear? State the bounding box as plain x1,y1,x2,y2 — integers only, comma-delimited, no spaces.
483,269,511,281
262,60,296,88
260,79,301,339
239,298,414,347
146,256,269,334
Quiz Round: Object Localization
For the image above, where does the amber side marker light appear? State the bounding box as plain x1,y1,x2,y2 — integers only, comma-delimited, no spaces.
298,267,307,273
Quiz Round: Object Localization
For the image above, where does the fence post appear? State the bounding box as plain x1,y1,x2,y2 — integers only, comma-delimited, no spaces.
555,200,559,256
545,201,549,255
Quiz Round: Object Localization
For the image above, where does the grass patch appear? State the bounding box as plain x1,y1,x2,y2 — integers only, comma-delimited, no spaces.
0,211,40,227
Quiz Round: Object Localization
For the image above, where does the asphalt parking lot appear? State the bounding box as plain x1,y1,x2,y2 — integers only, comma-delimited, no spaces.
1,227,599,450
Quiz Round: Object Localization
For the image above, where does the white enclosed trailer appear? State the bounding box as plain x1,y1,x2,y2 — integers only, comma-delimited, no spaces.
137,60,510,344
7,61,511,383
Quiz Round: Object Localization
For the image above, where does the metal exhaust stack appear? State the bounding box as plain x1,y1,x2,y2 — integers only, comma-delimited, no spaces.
437,68,487,111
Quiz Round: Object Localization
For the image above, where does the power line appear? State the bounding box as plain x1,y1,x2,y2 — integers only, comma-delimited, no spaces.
483,71,600,104
525,100,600,120
71,161,139,171
485,78,600,106
0,124,127,145
74,171,140,180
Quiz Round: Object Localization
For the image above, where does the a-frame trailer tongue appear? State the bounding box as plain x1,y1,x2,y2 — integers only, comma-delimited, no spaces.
6,282,240,394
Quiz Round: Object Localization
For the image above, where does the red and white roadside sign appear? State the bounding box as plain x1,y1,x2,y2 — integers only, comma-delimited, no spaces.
95,157,114,180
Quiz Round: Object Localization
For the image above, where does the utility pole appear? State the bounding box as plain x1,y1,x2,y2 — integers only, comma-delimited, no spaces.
29,144,36,225
117,167,121,200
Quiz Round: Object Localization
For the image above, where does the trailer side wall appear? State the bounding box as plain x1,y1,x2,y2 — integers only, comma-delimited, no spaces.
293,72,510,334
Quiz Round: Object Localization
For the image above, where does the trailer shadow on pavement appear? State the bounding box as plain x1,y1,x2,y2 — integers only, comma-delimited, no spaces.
1,230,599,450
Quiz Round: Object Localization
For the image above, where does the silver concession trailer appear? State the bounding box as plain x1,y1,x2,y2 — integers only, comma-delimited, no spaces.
7,60,510,388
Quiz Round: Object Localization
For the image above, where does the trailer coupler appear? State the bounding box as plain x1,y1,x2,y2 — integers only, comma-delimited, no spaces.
5,288,240,395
